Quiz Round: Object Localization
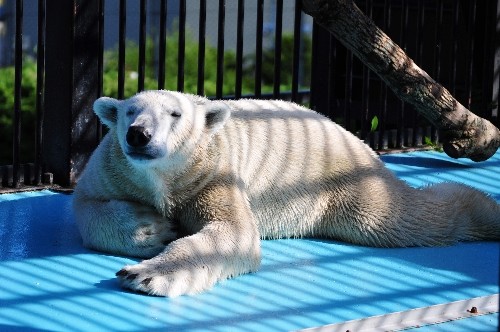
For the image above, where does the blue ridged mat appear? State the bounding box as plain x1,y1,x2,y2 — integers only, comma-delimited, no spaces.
0,150,499,331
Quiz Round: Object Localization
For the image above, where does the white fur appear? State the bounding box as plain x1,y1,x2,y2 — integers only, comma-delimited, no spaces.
73,90,500,297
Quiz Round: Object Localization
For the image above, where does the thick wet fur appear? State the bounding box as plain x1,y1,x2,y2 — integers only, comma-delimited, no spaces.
73,90,500,297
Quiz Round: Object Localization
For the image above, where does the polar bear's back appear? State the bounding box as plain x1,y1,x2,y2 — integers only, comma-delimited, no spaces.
219,99,388,238
223,98,380,178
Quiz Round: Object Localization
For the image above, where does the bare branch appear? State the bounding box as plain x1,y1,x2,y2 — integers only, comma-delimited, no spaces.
303,0,500,161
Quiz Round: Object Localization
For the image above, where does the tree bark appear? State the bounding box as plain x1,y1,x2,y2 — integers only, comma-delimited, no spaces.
303,0,500,161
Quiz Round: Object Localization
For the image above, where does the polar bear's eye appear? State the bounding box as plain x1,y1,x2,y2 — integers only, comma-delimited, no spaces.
171,111,181,118
126,109,135,117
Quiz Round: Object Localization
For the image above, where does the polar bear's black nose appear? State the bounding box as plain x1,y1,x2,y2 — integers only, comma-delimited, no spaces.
126,126,151,147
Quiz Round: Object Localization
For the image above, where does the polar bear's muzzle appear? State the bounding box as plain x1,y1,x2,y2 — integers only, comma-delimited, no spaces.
125,125,160,161
127,125,152,148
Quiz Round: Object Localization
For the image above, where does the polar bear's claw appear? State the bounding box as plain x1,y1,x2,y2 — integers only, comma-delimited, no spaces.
141,277,153,287
115,269,127,277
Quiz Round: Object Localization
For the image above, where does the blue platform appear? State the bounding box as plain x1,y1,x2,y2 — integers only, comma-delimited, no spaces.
1,150,499,331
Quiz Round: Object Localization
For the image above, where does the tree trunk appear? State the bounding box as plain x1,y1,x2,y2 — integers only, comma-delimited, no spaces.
303,0,500,161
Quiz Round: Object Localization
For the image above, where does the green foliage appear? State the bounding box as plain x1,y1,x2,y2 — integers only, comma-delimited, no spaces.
101,31,312,98
0,32,312,165
370,115,379,132
424,136,443,152
0,57,38,164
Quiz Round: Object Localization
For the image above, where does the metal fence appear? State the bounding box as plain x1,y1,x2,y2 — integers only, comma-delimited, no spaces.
1,0,499,192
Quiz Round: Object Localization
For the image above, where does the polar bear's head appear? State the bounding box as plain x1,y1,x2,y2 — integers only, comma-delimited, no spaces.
93,90,230,168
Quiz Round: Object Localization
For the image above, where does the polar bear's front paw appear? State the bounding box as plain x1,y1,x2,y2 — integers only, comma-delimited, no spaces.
126,204,179,257
134,215,176,246
116,259,212,297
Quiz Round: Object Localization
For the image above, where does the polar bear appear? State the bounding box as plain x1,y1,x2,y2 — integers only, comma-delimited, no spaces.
73,90,500,297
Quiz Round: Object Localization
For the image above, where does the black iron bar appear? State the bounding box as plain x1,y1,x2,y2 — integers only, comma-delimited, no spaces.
235,0,245,99
177,0,186,92
344,50,353,133
361,0,372,143
412,0,424,147
273,0,283,99
138,0,147,92
216,0,225,98
35,0,46,185
378,0,390,150
158,0,167,90
433,0,443,82
254,0,264,98
481,0,493,120
466,0,477,111
326,34,336,120
291,0,302,103
97,0,105,141
13,0,23,188
197,0,207,95
431,0,444,143
118,0,126,99
397,0,408,148
451,1,459,96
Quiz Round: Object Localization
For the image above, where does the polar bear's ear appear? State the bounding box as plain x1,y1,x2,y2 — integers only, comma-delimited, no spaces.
204,101,230,134
94,97,120,128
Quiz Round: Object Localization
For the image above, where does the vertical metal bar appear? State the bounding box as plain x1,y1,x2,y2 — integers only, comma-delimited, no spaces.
431,0,444,143
379,0,390,149
344,50,353,132
451,1,459,96
273,0,283,99
433,0,443,82
400,0,409,147
35,0,46,185
13,0,23,188
327,35,337,120
158,0,167,90
466,0,477,111
412,0,424,147
361,0,372,143
491,0,500,122
138,0,147,92
482,0,493,121
310,22,330,114
291,0,302,103
255,0,264,98
43,0,102,186
177,0,186,92
118,0,126,99
98,0,104,98
235,0,245,99
97,0,105,140
216,0,225,98
43,0,73,186
197,0,207,95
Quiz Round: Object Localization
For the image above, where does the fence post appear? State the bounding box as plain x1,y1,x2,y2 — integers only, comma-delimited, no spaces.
310,22,331,116
492,0,500,124
43,0,102,187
